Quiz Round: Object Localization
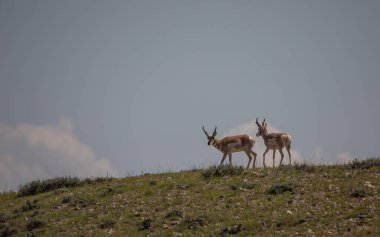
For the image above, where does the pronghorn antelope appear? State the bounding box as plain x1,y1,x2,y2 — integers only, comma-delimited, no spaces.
202,126,257,169
255,118,292,168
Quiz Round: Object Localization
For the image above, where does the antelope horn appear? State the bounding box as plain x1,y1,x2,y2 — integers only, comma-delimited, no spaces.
262,118,266,126
212,126,217,137
256,117,261,127
202,126,209,137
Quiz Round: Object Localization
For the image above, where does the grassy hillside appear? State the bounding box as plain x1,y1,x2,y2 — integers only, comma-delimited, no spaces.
1,158,379,237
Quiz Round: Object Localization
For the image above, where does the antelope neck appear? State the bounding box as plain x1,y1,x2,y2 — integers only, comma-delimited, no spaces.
212,139,222,150
261,128,269,139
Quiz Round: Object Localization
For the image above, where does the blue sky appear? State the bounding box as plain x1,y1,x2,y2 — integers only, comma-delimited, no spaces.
1,0,379,190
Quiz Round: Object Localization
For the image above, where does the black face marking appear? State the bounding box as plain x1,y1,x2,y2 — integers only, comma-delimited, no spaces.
207,136,215,146
256,126,267,137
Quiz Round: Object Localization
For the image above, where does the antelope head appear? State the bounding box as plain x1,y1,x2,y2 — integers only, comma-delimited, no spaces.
255,118,267,137
202,126,217,146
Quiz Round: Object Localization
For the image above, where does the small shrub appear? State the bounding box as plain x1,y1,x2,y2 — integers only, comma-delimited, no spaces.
181,216,205,229
18,177,80,197
231,182,255,190
165,210,183,219
1,225,18,237
266,183,294,195
219,224,243,236
71,197,94,209
98,219,116,229
14,200,39,213
26,219,45,231
346,206,370,220
83,177,112,184
26,233,36,237
18,176,113,197
293,163,315,172
62,196,71,204
0,213,6,223
101,188,115,196
349,188,367,198
137,219,152,231
201,165,244,179
241,182,255,190
348,157,380,169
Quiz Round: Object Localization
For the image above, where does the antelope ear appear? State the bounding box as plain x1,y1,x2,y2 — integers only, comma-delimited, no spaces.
264,122,267,128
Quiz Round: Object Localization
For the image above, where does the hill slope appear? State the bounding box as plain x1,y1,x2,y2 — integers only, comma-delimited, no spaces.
1,159,379,236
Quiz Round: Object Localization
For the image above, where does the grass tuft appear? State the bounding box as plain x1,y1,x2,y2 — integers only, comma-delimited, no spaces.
26,218,45,231
181,216,205,229
100,187,116,196
137,219,152,231
165,210,183,219
62,196,71,204
349,188,367,198
98,219,116,229
231,182,255,191
293,163,315,172
201,165,244,179
71,197,95,209
348,157,380,169
219,224,243,236
0,213,7,223
266,182,294,195
17,176,112,197
0,224,18,237
17,200,39,213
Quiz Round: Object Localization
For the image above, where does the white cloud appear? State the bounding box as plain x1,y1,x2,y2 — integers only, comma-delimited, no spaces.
0,117,118,191
303,146,353,165
310,146,326,164
223,120,303,167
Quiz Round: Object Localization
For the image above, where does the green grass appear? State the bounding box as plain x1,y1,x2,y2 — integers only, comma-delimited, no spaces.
1,158,379,236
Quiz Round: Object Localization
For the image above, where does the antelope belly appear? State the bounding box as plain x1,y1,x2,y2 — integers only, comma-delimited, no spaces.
266,139,281,148
226,141,241,147
226,141,242,151
229,147,243,152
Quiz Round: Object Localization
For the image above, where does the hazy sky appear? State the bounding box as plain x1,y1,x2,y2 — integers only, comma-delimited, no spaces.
1,0,379,190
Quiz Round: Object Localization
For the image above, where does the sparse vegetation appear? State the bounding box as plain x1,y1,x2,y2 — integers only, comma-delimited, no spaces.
0,213,7,223
266,182,294,195
293,163,316,172
231,181,256,190
70,196,95,209
165,210,183,220
0,224,18,237
61,196,71,204
137,219,152,231
349,188,367,198
348,157,380,169
17,176,112,197
0,157,378,236
26,218,45,231
100,187,116,196
98,219,116,229
219,224,243,236
181,216,206,230
201,164,244,179
16,200,39,213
